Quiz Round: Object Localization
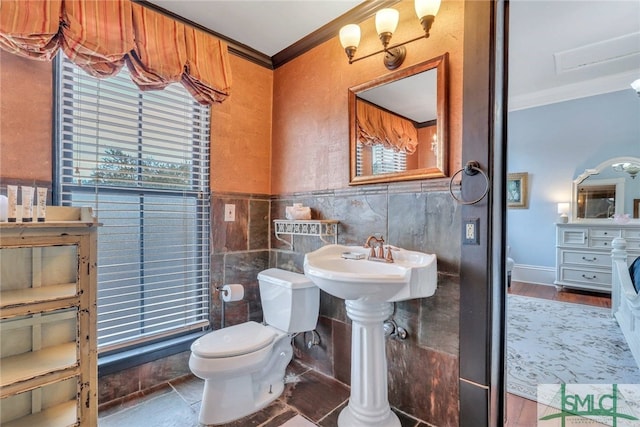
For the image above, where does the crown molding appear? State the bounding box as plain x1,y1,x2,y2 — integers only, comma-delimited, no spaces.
508,70,638,112
135,0,273,69
136,0,399,70
271,0,399,69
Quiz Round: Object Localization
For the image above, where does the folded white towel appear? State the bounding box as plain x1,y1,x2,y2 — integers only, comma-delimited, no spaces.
286,203,311,220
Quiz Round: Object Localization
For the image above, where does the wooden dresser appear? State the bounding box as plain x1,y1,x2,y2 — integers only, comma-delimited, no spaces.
555,222,640,293
0,207,98,427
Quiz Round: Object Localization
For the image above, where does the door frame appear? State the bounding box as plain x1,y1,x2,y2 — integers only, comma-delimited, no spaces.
458,1,508,425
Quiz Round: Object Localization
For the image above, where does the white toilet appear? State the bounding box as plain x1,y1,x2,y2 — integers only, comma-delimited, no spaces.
189,268,319,425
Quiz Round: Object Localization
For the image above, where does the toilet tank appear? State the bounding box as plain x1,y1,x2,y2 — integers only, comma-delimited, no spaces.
257,268,319,333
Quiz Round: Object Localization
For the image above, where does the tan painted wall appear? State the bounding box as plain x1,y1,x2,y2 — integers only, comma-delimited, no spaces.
210,55,273,194
0,51,53,183
272,0,464,194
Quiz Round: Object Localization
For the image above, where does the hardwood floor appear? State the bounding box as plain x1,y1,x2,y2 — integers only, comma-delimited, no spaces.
504,281,611,426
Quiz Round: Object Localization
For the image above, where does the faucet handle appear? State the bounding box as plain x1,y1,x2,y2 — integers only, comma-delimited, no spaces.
385,246,394,262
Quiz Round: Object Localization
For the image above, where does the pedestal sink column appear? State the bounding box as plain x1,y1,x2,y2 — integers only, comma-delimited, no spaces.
338,300,400,427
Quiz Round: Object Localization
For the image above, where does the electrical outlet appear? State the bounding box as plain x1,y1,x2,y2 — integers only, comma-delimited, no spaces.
466,223,475,239
224,204,235,222
462,218,479,245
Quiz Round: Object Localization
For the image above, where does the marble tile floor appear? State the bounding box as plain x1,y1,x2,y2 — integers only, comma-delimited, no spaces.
98,361,432,427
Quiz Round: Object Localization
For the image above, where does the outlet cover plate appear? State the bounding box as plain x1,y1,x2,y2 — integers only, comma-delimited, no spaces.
224,204,235,222
463,218,480,245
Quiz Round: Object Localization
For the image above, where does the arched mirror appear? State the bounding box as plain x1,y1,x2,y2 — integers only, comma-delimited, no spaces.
572,156,640,222
348,54,448,185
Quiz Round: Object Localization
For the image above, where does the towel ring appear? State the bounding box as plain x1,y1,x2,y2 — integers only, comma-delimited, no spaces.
448,161,489,205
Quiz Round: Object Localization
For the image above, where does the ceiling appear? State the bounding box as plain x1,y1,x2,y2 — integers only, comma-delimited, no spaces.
144,0,640,111
142,0,384,67
508,0,640,110
145,0,363,58
358,69,437,123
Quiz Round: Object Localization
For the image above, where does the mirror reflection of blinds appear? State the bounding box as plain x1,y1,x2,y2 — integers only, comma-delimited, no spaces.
56,55,210,352
356,144,407,175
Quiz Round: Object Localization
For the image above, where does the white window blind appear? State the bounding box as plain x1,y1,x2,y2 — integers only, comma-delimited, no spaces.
56,56,210,352
356,144,407,175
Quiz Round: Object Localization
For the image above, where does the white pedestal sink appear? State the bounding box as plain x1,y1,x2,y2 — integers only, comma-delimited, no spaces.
303,244,437,427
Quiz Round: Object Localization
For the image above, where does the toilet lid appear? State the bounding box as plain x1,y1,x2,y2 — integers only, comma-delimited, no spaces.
191,321,276,358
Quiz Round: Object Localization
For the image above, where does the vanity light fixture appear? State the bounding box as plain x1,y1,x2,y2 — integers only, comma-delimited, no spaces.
612,162,640,179
631,78,640,96
339,0,441,70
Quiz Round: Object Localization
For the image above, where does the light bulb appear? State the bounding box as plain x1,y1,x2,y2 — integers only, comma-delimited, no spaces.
375,8,399,36
415,0,441,19
339,24,361,49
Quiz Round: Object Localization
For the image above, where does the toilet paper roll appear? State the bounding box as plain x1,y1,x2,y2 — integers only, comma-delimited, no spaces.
221,284,244,302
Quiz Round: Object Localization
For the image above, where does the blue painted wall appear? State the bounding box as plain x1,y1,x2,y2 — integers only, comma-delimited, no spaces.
507,89,640,272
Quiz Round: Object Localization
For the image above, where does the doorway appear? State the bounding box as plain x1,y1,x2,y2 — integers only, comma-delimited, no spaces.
504,1,640,424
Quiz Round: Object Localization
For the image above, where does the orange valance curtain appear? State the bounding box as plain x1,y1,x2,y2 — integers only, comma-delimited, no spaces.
0,0,62,60
61,0,135,78
356,100,418,154
0,0,231,104
126,3,187,90
182,26,232,104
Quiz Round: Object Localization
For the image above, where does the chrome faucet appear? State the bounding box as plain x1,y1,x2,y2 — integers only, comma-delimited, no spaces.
364,235,394,263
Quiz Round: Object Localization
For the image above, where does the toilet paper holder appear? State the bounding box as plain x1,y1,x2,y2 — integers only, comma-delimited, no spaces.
215,284,244,329
217,284,244,302
215,286,226,329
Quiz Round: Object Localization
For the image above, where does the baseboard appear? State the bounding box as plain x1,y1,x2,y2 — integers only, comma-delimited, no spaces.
511,264,555,286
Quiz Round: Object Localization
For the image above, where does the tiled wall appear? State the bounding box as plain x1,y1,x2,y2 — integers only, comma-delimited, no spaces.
99,352,192,411
210,195,272,328
208,182,461,424
100,185,462,426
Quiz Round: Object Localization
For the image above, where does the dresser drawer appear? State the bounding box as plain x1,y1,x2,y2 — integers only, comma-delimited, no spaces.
590,228,621,238
560,250,610,267
623,228,640,239
559,267,612,287
625,240,640,251
555,224,634,294
590,237,614,249
557,228,588,246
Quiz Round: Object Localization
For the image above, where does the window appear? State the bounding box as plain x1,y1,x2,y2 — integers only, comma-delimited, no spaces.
356,144,407,175
56,55,210,352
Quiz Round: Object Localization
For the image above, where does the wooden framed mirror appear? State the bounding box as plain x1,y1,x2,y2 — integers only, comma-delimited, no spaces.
348,53,448,185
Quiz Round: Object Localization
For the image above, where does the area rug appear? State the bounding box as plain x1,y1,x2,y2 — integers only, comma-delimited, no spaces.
506,295,640,401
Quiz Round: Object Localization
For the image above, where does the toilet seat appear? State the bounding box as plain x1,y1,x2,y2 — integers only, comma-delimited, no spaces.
191,321,276,358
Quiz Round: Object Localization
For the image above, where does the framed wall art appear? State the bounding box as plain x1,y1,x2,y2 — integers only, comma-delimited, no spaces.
507,172,529,209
